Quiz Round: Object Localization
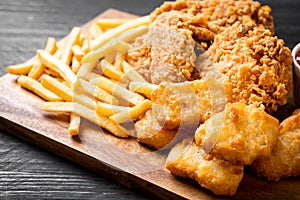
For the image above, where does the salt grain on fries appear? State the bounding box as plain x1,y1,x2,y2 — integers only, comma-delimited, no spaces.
7,15,153,139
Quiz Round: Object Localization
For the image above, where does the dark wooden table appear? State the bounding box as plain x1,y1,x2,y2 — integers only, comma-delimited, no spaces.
0,0,299,199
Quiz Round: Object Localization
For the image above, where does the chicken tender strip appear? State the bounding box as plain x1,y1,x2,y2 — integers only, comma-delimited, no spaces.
251,111,300,181
165,140,244,196
195,102,279,165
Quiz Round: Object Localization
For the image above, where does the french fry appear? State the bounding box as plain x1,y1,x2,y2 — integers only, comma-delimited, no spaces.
17,75,62,102
110,99,152,124
40,102,74,112
89,22,103,39
113,41,130,52
96,101,129,116
61,27,81,65
77,78,118,105
90,75,145,105
7,63,34,75
71,56,81,74
37,50,77,84
41,75,73,101
68,113,81,136
81,38,91,54
72,45,85,61
129,82,158,99
73,92,96,110
100,59,125,81
114,52,126,71
122,61,147,83
91,15,150,51
81,25,149,67
28,62,46,80
45,68,62,78
75,103,129,137
96,18,132,30
45,37,58,55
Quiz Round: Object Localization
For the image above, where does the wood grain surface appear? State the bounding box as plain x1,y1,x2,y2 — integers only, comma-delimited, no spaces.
0,0,300,199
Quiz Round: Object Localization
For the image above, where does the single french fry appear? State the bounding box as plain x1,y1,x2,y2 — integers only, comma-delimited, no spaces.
61,27,81,65
7,63,34,75
100,59,125,81
81,38,91,54
28,62,46,80
82,25,148,66
114,52,126,71
54,38,67,59
45,68,62,78
37,50,76,84
41,75,73,101
45,37,58,55
71,56,81,74
96,18,132,30
113,41,130,52
122,61,147,83
72,103,130,138
90,75,145,105
85,72,100,81
129,82,158,99
76,62,94,78
72,45,85,61
91,15,150,51
40,102,74,112
89,22,103,39
17,75,62,102
110,99,152,124
96,101,129,116
78,78,118,105
68,113,81,136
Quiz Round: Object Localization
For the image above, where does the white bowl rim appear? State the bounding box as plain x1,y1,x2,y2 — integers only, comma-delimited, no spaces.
292,42,300,77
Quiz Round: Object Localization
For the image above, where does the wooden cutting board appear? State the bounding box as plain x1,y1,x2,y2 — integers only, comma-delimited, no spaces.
0,9,300,200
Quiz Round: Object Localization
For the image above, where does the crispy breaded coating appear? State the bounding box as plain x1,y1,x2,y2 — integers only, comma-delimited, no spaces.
165,140,244,196
135,110,178,149
127,11,198,84
251,111,300,181
151,0,274,43
200,22,293,114
195,102,279,165
150,79,223,130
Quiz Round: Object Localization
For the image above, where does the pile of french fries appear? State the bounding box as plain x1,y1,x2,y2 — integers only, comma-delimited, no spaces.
7,15,156,138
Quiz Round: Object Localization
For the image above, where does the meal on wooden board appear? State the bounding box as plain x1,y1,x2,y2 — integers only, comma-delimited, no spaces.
6,0,300,196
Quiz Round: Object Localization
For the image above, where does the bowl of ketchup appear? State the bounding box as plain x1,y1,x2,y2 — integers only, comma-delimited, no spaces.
292,43,300,106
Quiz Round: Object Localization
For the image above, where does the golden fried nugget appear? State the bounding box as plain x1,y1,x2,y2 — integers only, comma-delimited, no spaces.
251,111,300,181
165,140,244,196
195,102,279,165
135,110,178,149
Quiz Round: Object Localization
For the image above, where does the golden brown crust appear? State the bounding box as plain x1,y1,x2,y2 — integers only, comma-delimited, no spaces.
165,140,244,196
200,22,292,114
195,102,279,165
135,110,178,149
251,112,300,180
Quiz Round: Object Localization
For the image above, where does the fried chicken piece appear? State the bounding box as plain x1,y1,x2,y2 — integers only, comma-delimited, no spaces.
195,102,279,165
165,140,244,196
150,78,227,130
199,22,293,114
135,110,178,149
127,11,198,84
151,0,274,43
251,111,300,181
